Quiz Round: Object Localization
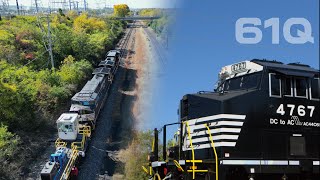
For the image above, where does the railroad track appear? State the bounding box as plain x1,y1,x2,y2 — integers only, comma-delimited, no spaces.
117,21,135,61
143,26,167,69
70,23,136,179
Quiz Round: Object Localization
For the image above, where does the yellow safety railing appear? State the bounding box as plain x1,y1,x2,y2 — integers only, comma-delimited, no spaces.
141,164,153,176
205,124,218,180
185,121,196,179
185,121,210,179
79,126,91,137
71,126,91,151
173,160,184,172
153,173,161,180
60,126,91,180
60,146,79,180
55,138,67,148
142,166,149,174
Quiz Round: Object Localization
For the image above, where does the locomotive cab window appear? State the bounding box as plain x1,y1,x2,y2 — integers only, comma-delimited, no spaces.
294,78,308,98
223,72,261,91
282,77,293,96
228,77,241,90
310,78,320,100
269,73,281,97
240,72,261,89
79,109,93,115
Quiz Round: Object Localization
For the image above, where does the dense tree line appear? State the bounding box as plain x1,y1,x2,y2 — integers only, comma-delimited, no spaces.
139,9,171,36
0,11,125,168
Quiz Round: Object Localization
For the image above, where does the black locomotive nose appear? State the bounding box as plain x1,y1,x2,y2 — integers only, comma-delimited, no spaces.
180,93,222,120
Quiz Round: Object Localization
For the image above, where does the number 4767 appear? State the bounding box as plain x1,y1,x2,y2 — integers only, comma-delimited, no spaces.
276,104,315,117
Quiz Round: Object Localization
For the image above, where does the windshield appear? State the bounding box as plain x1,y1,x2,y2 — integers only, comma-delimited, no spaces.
72,100,81,105
57,123,73,132
223,72,261,91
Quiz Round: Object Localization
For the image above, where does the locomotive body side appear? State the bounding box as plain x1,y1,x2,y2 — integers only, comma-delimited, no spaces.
179,60,319,179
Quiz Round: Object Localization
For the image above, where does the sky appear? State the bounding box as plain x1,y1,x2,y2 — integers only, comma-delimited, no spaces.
7,0,174,9
149,0,320,140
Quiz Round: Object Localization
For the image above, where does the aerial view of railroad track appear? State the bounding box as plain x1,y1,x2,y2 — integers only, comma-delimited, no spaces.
0,1,171,179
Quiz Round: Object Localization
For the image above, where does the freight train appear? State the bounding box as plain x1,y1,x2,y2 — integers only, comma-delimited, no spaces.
40,50,121,180
146,59,319,180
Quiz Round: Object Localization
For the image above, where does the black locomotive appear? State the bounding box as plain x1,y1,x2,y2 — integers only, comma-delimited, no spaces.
149,59,319,180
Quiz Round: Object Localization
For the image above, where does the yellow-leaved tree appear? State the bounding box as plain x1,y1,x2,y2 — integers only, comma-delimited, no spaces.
114,4,130,17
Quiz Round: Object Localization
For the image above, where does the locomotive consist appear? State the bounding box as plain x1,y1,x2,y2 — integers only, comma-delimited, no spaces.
40,50,121,180
148,60,319,180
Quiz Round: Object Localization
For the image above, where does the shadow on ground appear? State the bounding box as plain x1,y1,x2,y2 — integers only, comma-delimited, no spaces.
78,62,137,179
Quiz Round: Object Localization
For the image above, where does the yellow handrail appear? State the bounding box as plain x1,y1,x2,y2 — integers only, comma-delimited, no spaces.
60,146,79,180
153,173,161,180
173,160,184,172
72,126,91,150
205,124,218,180
55,138,67,148
185,121,196,179
142,166,149,174
60,125,92,180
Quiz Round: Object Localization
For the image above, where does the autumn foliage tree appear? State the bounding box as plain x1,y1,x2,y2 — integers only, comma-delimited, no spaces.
113,4,130,17
117,131,156,180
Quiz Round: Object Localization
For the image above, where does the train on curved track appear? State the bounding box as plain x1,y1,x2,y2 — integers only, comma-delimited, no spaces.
146,59,319,180
40,50,121,180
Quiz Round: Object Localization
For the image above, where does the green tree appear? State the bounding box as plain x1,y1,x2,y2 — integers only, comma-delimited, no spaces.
0,124,20,160
113,4,130,17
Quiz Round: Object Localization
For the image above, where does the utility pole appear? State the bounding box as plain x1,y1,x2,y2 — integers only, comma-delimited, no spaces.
34,0,39,13
75,1,79,14
47,15,54,70
83,0,86,11
68,0,71,10
20,4,23,15
15,0,19,15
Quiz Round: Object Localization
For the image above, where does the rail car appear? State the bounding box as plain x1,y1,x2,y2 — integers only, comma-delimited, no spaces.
99,59,118,75
105,50,121,64
40,50,121,180
71,67,111,124
146,60,319,180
